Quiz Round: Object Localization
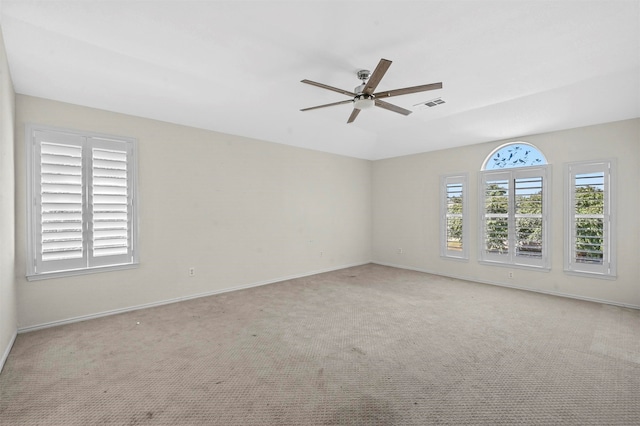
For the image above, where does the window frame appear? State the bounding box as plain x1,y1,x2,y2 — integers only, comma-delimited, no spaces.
440,173,469,261
563,159,616,279
478,165,551,271
26,124,139,281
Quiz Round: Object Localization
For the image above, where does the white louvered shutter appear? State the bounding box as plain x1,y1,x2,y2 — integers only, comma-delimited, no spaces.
89,138,133,266
565,160,615,277
29,128,136,277
481,171,511,262
479,166,549,269
440,174,468,259
34,131,87,273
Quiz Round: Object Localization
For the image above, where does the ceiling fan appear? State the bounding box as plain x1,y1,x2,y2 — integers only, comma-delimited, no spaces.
300,58,442,123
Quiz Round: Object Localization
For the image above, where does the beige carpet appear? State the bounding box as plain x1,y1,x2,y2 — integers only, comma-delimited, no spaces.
1,264,639,425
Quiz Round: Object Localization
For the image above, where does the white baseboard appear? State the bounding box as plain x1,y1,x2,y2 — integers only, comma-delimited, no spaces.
18,261,371,334
1,330,17,374
373,261,640,310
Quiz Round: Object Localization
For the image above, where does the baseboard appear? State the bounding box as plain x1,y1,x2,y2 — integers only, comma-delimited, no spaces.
18,261,371,334
1,330,17,374
373,261,640,310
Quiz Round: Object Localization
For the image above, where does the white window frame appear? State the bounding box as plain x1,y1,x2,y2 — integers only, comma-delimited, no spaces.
26,124,139,281
478,165,551,271
440,173,468,260
564,159,616,279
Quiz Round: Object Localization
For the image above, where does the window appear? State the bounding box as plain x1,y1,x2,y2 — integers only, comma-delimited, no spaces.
484,143,545,170
479,143,549,270
564,160,616,278
26,125,138,280
440,173,468,260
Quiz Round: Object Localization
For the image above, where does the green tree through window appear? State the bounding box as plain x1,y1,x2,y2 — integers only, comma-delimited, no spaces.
441,174,468,260
574,173,605,264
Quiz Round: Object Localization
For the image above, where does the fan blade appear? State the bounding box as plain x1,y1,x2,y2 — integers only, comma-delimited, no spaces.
301,79,354,97
347,108,361,123
301,99,353,112
362,59,392,95
374,82,443,99
375,99,412,116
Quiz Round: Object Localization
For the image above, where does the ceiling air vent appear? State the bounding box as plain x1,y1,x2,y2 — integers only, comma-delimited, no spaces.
415,97,445,109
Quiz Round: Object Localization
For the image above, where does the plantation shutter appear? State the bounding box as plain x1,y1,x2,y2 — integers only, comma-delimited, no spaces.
565,161,614,276
29,128,136,277
89,138,133,266
481,171,511,262
480,167,549,268
34,131,87,273
440,174,468,259
513,167,546,266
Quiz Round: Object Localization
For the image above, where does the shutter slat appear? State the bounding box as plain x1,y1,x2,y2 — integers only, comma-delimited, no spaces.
41,142,82,157
94,238,128,248
93,169,127,179
42,230,83,241
41,154,82,167
93,194,127,205
93,150,126,162
41,164,82,176
94,186,128,196
43,240,84,252
42,173,82,185
93,247,129,257
95,229,128,239
42,250,83,261
93,158,127,170
93,177,127,187
42,183,83,194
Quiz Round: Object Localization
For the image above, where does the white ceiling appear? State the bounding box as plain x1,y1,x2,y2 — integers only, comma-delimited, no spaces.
1,0,638,160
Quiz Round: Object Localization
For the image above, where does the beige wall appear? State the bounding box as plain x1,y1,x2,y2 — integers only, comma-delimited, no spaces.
15,95,372,329
373,119,640,307
10,95,640,331
0,26,17,368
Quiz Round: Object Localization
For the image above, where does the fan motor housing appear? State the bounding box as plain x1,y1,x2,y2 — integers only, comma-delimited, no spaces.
357,69,371,81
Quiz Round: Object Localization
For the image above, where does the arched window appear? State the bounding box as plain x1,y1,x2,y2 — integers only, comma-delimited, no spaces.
482,142,547,170
479,142,549,270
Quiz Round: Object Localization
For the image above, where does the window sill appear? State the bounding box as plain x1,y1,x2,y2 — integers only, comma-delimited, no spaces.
440,255,469,262
478,259,550,273
26,262,139,282
563,269,617,280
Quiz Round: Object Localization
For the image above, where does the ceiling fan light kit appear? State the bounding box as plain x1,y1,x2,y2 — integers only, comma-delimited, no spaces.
301,58,442,123
353,95,375,109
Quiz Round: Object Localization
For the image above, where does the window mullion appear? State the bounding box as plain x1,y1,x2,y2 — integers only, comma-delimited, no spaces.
83,137,92,268
508,174,516,262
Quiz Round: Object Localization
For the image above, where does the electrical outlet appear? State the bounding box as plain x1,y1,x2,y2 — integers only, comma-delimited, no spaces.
188,267,195,277
508,271,514,279
397,248,403,254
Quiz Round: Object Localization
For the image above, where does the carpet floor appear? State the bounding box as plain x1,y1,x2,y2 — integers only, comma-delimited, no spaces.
1,264,639,425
